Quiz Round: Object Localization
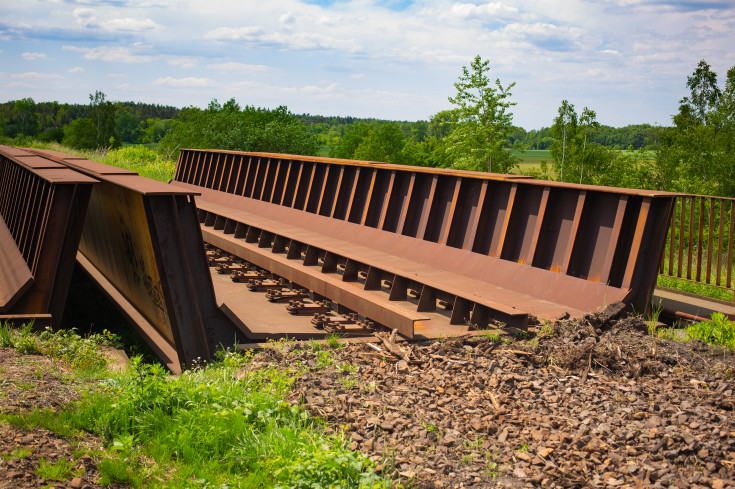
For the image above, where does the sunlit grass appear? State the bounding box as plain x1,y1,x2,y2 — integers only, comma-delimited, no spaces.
11,141,176,182
1,324,388,488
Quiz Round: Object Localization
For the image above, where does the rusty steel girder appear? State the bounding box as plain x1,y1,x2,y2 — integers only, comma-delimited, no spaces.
0,145,96,325
27,148,242,371
172,149,675,337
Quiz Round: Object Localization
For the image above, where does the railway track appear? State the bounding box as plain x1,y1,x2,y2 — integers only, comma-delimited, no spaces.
0,145,677,370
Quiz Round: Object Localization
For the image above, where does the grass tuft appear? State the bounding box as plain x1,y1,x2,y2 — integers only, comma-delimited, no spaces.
35,457,80,481
686,312,735,350
1,447,33,460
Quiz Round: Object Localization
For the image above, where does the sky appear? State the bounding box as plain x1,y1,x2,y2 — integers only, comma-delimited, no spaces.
1,0,734,130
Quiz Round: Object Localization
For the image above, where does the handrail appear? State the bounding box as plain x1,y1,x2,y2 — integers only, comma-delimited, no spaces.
659,194,734,302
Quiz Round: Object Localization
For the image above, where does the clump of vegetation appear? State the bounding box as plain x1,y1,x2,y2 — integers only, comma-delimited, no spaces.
35,457,81,481
1,323,388,488
68,352,386,487
0,321,119,375
686,312,735,350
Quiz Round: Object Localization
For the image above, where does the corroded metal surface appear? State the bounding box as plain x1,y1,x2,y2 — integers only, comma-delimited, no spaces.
27,148,242,368
659,194,735,302
0,146,96,322
173,149,676,335
0,144,679,368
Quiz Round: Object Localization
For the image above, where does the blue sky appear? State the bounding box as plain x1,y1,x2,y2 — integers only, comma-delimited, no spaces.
1,0,733,129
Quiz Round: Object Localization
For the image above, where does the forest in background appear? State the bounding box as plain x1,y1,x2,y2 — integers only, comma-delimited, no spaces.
1,58,733,198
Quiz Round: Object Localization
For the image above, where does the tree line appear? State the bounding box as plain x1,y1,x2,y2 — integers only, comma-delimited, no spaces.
1,58,732,197
0,93,179,149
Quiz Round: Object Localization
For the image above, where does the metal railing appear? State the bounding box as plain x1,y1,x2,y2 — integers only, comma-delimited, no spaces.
659,194,735,301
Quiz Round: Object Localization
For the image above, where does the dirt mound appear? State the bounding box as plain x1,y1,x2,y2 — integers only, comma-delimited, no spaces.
531,307,735,380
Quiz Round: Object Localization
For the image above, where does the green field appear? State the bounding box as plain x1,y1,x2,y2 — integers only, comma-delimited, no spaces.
511,149,550,173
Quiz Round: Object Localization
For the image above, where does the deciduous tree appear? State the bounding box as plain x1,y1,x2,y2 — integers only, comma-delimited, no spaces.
550,100,577,182
445,55,517,173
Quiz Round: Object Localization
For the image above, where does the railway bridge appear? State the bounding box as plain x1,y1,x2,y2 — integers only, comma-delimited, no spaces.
1,145,731,371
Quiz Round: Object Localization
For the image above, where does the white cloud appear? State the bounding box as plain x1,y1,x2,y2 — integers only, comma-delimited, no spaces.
297,82,339,95
206,62,271,73
204,26,357,51
279,12,296,25
63,45,153,63
167,56,199,68
73,7,97,27
443,2,520,21
22,52,46,60
10,72,63,80
102,18,158,32
1,0,734,127
7,81,36,88
154,76,218,88
72,7,157,31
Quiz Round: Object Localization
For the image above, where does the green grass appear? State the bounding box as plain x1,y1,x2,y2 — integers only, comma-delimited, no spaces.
1,447,33,460
35,457,81,481
11,141,175,182
512,149,551,165
0,321,118,377
2,408,81,438
511,149,550,174
0,324,389,488
656,275,734,302
686,312,735,350
66,352,386,488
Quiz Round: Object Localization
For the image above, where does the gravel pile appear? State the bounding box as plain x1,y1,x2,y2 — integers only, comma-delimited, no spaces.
254,310,735,488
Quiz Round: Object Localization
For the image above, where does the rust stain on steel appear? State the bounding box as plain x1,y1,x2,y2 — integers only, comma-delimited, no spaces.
76,252,181,373
26,147,243,367
174,149,676,323
79,181,173,342
0,215,33,311
658,194,735,301
0,146,97,324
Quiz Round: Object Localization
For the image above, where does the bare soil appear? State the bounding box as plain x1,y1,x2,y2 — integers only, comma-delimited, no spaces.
0,348,124,489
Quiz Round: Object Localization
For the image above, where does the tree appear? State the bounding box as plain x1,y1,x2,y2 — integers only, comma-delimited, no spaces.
444,55,518,173
683,60,721,124
329,121,409,164
653,61,735,196
578,107,599,183
62,118,96,149
142,118,172,143
88,90,120,148
12,98,39,137
159,98,318,158
115,107,142,143
353,123,406,163
550,100,577,182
